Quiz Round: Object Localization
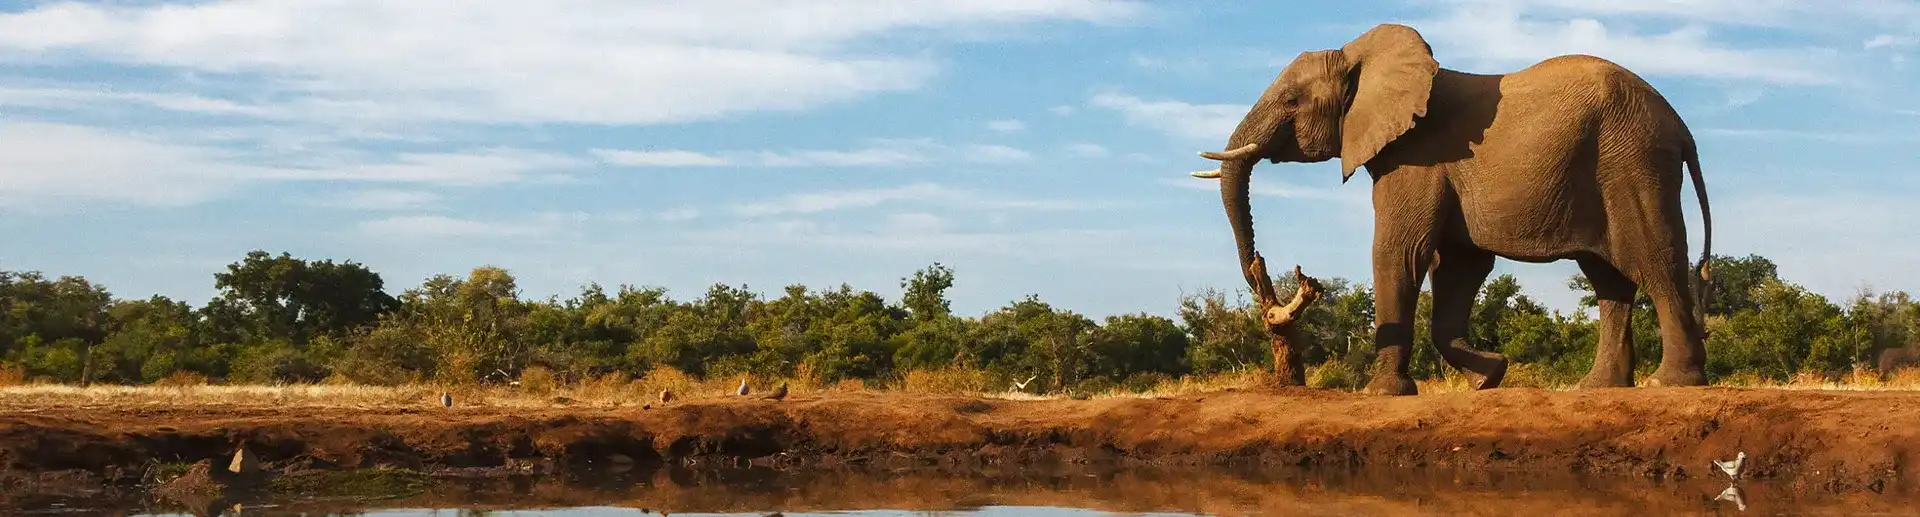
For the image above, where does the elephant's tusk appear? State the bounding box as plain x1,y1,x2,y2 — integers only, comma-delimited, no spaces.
1189,168,1223,179
1197,143,1259,161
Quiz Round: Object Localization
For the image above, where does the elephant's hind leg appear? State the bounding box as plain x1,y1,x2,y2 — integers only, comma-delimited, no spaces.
1577,258,1638,388
1429,245,1510,389
1639,260,1710,387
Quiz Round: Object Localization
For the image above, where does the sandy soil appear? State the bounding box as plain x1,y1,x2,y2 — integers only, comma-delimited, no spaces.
2,386,1916,499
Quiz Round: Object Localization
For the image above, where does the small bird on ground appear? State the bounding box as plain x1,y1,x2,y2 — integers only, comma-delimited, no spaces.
735,377,751,396
1011,375,1038,391
659,388,674,404
762,382,788,401
1714,484,1747,511
1713,451,1747,480
440,392,453,408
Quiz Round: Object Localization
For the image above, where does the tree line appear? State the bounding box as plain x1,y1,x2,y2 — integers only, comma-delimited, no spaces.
1,250,1914,392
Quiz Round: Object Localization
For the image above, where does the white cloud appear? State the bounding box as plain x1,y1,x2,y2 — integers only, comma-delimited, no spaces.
358,215,550,239
1088,93,1245,142
730,183,1097,218
658,208,702,222
1066,143,1112,158
1412,3,1840,85
1050,105,1077,116
0,122,587,211
756,147,923,167
986,119,1026,132
263,148,588,185
1702,128,1917,144
1866,34,1920,51
0,122,260,209
0,85,284,117
592,149,730,167
965,144,1034,163
592,139,1032,168
314,189,442,211
689,217,1146,260
0,1,1145,127
884,212,951,234
1502,0,1920,30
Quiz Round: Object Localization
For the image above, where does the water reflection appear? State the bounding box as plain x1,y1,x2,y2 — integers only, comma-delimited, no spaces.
24,461,1918,517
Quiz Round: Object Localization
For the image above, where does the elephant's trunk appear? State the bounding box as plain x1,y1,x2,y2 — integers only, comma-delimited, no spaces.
1216,156,1259,271
1195,98,1287,290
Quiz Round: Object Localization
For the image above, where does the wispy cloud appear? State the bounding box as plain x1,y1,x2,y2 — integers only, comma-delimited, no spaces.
756,147,924,167
358,215,552,239
262,148,588,185
313,189,443,212
0,1,1146,127
658,208,702,222
0,122,586,211
1412,2,1841,85
986,119,1027,133
590,149,730,167
0,122,258,209
1866,34,1920,50
1703,128,1919,144
594,139,1033,168
1088,93,1243,142
1066,143,1112,158
730,183,1101,218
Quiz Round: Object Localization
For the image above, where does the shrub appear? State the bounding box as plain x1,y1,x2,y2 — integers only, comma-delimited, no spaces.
1307,359,1360,390
900,366,992,395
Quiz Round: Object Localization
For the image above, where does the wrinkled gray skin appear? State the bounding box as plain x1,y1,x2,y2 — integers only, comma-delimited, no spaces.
1191,24,1713,395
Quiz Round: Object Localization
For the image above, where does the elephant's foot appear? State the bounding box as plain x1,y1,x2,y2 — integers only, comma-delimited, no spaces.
1361,375,1417,396
1576,370,1634,389
1645,366,1708,388
1473,357,1508,390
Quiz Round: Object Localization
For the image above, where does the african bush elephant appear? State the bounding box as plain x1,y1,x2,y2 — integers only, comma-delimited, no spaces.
1188,24,1713,395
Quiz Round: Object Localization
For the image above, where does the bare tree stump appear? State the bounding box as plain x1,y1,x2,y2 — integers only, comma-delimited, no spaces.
1246,253,1325,387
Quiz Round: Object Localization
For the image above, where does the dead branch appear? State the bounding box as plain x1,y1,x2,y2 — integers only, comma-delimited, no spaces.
1245,252,1326,387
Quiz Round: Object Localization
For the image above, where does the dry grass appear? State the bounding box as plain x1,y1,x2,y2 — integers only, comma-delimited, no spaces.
1711,365,1920,391
2,365,1918,410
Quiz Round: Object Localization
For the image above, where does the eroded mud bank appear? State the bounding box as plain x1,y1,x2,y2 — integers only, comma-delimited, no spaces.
2,387,1916,499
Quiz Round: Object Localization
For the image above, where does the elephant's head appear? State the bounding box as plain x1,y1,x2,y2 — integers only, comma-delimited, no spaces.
1190,24,1439,276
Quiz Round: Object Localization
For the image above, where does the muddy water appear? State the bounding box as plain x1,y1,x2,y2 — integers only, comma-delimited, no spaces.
21,463,1920,517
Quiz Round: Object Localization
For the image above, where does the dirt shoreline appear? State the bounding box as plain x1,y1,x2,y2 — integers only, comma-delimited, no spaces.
3,386,1917,497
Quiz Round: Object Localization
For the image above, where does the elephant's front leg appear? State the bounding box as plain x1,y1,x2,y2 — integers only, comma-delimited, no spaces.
1362,171,1449,396
1365,244,1429,396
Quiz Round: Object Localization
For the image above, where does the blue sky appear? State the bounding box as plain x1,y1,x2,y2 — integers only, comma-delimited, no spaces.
1,0,1916,319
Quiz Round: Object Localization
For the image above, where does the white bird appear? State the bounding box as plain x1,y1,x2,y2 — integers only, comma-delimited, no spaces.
1011,375,1038,391
1714,484,1747,511
440,392,453,408
735,377,751,396
1713,451,1747,480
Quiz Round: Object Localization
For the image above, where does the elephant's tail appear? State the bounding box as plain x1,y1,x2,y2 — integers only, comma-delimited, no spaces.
1685,140,1713,336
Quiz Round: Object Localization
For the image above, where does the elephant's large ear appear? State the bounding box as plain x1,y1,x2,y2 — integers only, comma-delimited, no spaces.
1336,24,1438,182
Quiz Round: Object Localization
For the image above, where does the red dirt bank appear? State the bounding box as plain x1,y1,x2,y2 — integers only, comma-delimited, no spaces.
1,387,1915,495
